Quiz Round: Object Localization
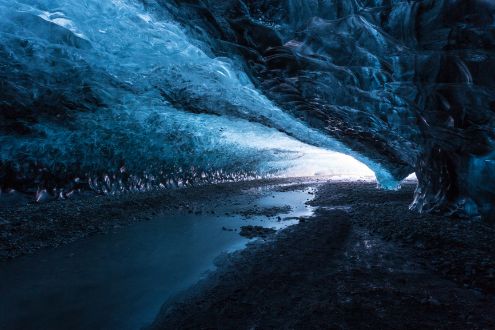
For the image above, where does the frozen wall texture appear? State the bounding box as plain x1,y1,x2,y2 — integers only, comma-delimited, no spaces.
0,0,494,219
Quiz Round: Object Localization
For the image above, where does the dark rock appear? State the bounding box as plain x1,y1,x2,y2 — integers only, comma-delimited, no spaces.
239,226,276,239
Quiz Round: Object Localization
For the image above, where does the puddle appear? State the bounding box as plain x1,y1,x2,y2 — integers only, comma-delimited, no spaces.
0,187,314,330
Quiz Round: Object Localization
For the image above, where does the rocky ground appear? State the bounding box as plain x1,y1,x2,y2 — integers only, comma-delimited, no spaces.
310,182,495,294
0,177,316,261
1,179,494,329
152,181,495,329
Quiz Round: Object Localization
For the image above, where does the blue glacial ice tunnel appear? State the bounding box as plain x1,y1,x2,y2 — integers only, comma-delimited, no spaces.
0,0,494,219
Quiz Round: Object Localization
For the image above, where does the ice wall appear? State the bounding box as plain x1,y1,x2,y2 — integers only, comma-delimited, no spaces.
0,0,386,196
0,0,494,219
163,0,495,219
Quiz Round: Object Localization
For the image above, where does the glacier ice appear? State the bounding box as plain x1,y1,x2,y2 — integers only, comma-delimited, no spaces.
0,0,494,219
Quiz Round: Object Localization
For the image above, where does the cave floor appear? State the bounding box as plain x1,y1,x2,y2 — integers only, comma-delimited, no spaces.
1,179,494,329
0,177,318,261
0,178,317,329
152,182,495,330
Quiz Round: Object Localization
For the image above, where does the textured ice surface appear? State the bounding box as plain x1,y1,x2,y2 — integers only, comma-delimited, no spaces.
0,0,385,194
0,0,494,218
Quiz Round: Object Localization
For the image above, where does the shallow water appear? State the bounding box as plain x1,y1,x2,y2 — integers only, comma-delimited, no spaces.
0,187,314,330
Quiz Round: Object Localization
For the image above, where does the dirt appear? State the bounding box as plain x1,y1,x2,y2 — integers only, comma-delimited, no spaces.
2,179,494,329
239,225,276,238
236,205,292,218
309,182,495,293
0,177,318,261
151,181,495,330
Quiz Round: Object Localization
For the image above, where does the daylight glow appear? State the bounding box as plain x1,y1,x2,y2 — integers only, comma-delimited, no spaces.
221,123,375,179
282,149,375,179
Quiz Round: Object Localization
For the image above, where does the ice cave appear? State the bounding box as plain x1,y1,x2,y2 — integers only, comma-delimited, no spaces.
0,1,494,329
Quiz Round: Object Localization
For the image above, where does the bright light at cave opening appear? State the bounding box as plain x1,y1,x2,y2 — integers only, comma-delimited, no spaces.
282,148,376,179
221,123,376,180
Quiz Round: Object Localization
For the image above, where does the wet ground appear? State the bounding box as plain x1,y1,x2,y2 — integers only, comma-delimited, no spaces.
152,182,495,330
1,179,494,329
0,180,316,330
0,178,318,261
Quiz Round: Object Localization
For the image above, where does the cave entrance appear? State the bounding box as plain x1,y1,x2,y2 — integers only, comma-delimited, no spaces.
279,147,376,180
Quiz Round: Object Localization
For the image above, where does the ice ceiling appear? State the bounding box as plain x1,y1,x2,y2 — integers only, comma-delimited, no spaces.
0,0,494,219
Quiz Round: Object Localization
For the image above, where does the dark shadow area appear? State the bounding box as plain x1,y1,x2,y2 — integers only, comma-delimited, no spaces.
152,182,495,329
